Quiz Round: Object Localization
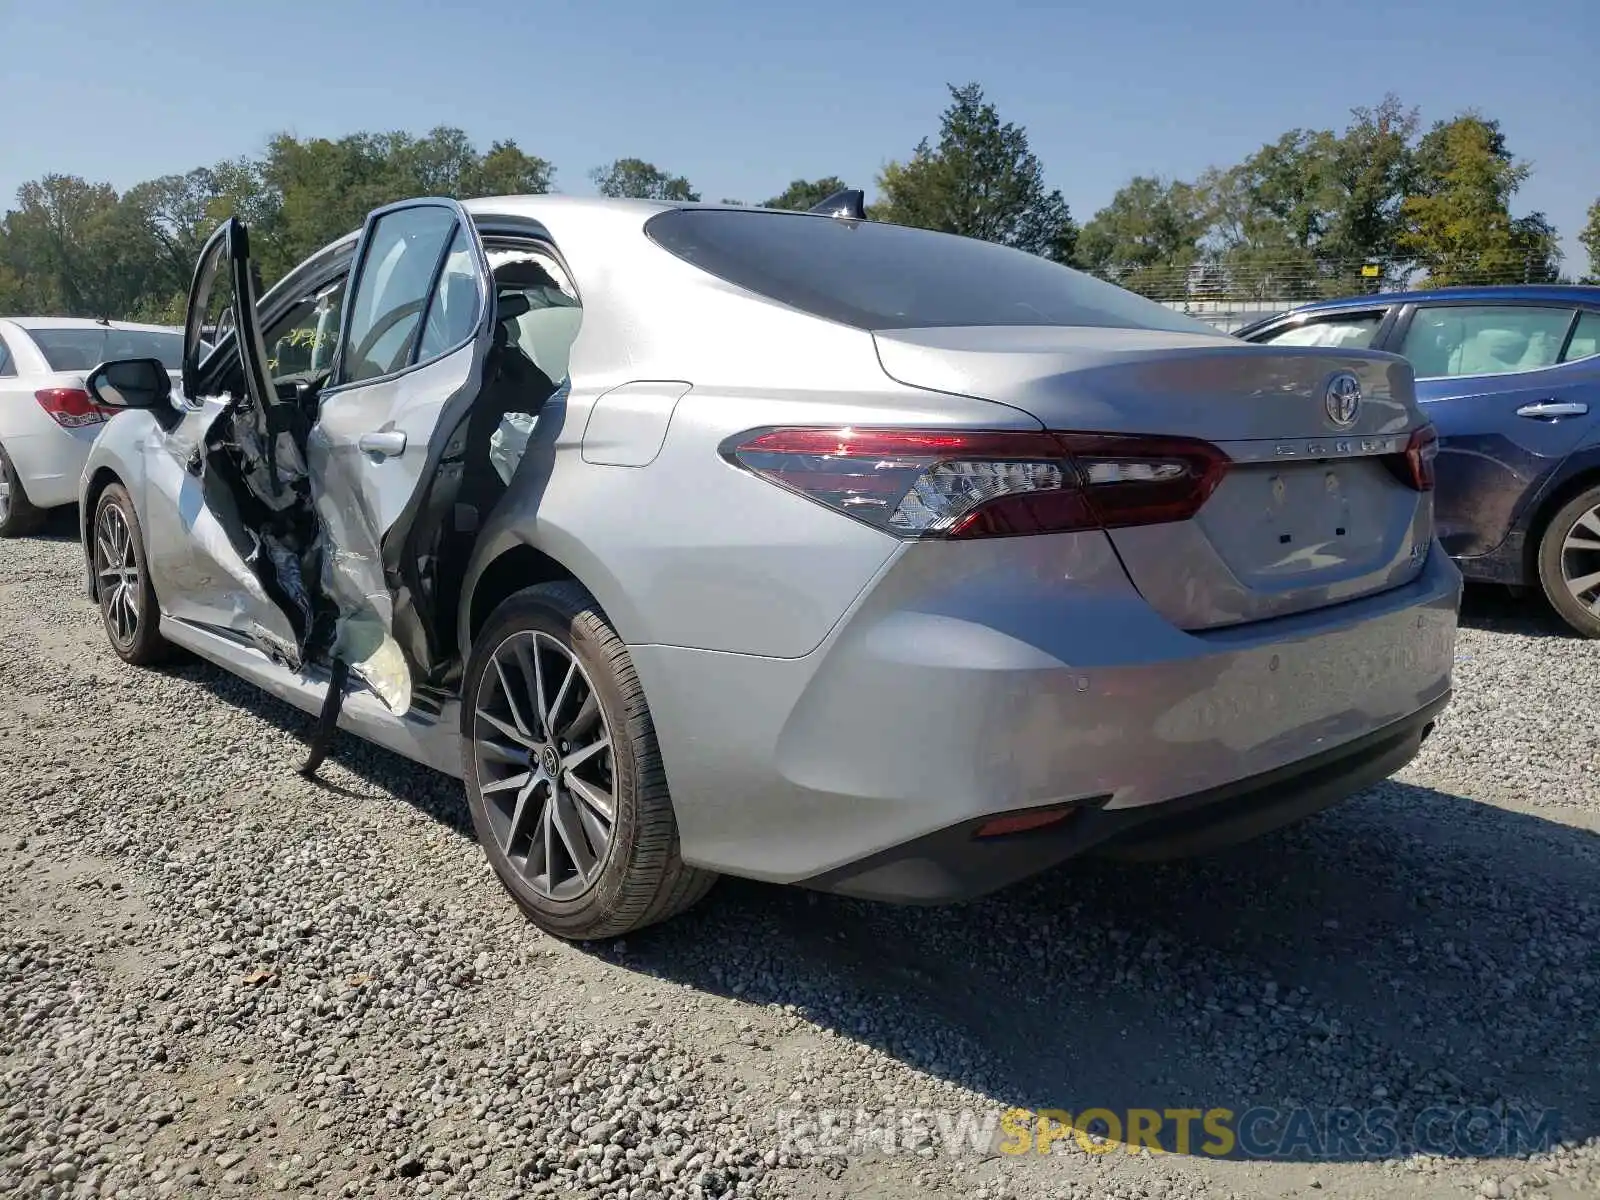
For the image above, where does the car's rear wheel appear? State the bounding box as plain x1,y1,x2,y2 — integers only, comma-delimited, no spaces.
92,483,172,665
0,441,46,537
1537,482,1600,638
461,581,716,939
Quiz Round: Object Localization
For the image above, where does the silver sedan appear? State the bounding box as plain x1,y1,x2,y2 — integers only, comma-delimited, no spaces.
76,193,1460,939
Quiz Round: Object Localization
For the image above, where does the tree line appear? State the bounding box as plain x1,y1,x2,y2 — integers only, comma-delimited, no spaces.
3,83,1597,323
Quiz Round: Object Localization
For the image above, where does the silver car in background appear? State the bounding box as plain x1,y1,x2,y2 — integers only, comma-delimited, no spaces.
77,194,1459,940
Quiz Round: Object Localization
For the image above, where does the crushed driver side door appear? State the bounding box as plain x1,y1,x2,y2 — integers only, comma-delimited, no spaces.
138,217,311,658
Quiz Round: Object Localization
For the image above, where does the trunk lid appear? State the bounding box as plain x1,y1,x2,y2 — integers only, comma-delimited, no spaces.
873,325,1433,630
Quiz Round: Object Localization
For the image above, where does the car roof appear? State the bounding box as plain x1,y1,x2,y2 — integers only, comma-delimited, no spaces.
1276,283,1600,315
0,316,181,334
464,195,752,220
269,195,761,302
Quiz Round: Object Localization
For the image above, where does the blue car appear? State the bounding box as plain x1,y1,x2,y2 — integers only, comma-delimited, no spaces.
1238,285,1600,636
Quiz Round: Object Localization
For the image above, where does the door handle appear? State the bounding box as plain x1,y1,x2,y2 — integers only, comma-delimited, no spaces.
357,430,407,458
1515,401,1589,420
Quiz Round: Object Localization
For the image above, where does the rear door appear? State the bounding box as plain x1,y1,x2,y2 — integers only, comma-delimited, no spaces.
1391,300,1600,557
305,198,495,713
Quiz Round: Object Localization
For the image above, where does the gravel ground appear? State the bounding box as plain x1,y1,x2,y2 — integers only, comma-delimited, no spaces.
2,521,1598,1200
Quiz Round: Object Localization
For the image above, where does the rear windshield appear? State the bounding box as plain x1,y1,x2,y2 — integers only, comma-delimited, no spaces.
27,328,183,372
645,208,1220,336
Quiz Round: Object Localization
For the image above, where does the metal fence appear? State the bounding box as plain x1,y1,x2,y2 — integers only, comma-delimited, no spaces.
1094,254,1584,332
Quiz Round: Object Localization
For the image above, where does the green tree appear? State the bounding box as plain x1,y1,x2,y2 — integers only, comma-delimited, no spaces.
875,83,1077,263
1319,94,1418,277
461,140,554,198
119,161,269,321
1194,130,1339,300
1400,113,1558,286
1077,176,1204,297
589,158,699,201
761,177,849,211
254,126,544,282
0,127,557,317
257,132,415,279
0,175,146,317
1579,197,1600,282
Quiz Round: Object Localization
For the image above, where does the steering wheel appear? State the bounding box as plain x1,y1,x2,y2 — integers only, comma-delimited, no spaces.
349,298,428,376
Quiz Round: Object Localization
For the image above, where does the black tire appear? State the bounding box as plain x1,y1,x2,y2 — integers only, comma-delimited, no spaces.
91,483,172,665
0,440,46,537
1536,483,1600,638
460,581,716,939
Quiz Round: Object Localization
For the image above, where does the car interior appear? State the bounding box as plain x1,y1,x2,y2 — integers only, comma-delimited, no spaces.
1401,308,1574,378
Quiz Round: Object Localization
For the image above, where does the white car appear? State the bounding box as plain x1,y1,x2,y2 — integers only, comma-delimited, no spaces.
0,317,183,536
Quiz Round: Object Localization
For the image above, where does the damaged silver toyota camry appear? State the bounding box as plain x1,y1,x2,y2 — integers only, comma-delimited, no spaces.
77,193,1460,940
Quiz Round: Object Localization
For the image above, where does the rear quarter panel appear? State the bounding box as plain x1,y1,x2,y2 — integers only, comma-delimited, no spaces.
459,218,1046,658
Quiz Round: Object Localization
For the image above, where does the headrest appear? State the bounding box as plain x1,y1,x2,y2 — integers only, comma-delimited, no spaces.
497,292,532,323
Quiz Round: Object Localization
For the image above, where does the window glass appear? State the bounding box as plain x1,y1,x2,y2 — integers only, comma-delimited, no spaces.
1399,305,1574,379
28,328,183,372
645,208,1221,336
1561,310,1600,363
1255,313,1382,350
341,206,458,384
416,227,481,362
264,275,347,389
490,246,582,382
0,335,14,377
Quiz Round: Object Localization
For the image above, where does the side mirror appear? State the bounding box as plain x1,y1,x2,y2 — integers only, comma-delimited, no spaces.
86,358,173,410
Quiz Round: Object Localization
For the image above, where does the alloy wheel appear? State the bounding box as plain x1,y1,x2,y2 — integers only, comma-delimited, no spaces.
0,468,10,524
1561,503,1600,616
471,630,616,901
95,501,141,645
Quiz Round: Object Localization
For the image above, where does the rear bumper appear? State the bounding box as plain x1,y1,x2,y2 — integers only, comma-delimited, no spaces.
1,428,91,509
633,534,1460,890
799,691,1447,902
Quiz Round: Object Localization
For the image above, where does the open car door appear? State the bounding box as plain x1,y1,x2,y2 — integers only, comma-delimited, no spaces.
133,217,316,656
215,199,498,715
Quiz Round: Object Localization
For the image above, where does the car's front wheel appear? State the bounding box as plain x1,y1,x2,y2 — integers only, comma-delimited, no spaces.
92,483,172,665
0,441,46,537
1537,481,1600,638
461,581,716,939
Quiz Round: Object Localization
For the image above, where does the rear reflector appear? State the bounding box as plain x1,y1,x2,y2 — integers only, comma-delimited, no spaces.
975,805,1077,839
723,427,1230,539
35,388,112,429
1401,424,1438,492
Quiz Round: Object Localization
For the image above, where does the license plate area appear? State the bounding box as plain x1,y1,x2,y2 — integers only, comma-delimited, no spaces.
1197,460,1409,584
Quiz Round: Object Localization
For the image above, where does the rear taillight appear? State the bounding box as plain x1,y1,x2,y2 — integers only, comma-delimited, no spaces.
1384,425,1438,492
722,427,1231,539
35,388,111,429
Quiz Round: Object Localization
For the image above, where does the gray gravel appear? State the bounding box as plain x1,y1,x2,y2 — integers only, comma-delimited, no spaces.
2,524,1598,1200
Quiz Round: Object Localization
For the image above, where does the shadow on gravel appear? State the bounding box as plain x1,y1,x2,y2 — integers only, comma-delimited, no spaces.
169,658,474,837
1458,581,1579,638
134,566,1597,1166
30,506,82,542
610,783,1599,1165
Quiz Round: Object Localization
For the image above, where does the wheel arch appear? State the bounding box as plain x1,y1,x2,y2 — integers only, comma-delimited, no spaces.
459,540,583,663
1522,450,1600,582
80,466,126,602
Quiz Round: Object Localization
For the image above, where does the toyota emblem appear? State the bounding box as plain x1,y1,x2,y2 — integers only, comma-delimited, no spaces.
1324,372,1362,428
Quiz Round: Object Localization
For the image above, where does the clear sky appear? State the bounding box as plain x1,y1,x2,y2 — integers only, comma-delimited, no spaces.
2,0,1596,266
